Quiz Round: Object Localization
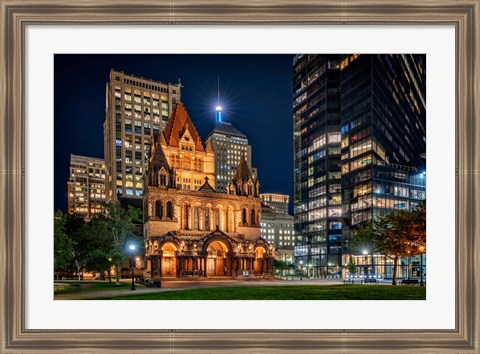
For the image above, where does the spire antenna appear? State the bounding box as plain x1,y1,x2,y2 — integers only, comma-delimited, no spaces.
215,76,222,123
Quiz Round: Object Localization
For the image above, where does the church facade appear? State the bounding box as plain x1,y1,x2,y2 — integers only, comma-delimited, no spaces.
143,102,274,279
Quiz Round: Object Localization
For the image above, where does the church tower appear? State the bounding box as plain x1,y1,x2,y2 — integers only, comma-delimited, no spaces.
227,154,260,197
161,102,215,191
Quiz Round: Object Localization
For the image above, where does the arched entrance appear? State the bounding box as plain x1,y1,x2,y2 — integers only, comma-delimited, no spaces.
161,242,177,277
254,246,266,274
206,240,228,276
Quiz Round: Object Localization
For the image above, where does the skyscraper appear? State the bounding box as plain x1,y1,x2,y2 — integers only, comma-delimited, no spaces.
293,54,426,279
292,54,343,277
103,69,181,203
67,154,106,219
206,108,256,193
339,54,426,278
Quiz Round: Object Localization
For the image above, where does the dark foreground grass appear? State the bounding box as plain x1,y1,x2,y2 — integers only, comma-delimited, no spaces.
103,285,426,300
54,281,130,294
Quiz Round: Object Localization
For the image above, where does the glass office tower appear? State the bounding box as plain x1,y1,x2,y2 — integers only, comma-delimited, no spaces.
293,54,343,277
293,54,426,279
339,54,426,278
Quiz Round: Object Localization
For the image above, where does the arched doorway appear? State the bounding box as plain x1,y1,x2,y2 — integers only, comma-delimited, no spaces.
161,242,177,277
254,246,266,274
206,240,228,276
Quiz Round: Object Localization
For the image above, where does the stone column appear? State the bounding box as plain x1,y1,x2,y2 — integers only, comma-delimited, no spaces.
158,256,162,278
176,256,181,276
206,209,210,231
226,210,230,232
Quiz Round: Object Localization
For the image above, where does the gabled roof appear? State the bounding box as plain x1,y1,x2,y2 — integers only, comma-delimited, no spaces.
197,177,216,193
163,102,205,152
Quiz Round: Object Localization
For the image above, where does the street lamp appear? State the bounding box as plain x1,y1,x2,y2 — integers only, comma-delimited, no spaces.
418,245,426,286
129,244,136,291
362,249,368,277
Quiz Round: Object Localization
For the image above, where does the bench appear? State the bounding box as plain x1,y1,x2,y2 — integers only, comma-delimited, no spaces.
145,279,161,288
343,279,355,284
401,279,419,286
362,278,377,284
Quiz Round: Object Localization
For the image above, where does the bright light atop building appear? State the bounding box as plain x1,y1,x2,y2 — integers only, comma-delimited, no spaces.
215,105,222,112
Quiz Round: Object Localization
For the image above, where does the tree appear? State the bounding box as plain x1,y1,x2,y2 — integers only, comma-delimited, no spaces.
54,211,74,279
100,202,142,285
64,213,88,280
352,202,426,285
60,212,110,280
346,256,357,276
82,217,113,279
84,249,111,279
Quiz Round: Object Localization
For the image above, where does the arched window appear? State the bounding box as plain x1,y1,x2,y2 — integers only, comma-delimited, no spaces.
250,209,256,225
194,207,199,230
184,204,190,230
214,208,220,229
155,200,163,218
242,208,247,224
205,208,210,231
160,173,167,186
166,201,173,219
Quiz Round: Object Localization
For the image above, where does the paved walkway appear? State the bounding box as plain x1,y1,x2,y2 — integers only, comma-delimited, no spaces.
54,278,390,300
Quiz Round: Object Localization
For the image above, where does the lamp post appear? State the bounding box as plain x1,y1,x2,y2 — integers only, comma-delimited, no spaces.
129,244,136,291
419,246,425,286
362,249,368,277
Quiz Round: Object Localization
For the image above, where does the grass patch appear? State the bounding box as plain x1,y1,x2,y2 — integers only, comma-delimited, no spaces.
54,281,131,294
101,285,426,300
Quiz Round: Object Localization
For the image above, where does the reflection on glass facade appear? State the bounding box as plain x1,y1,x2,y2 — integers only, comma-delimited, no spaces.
293,54,426,279
293,55,343,277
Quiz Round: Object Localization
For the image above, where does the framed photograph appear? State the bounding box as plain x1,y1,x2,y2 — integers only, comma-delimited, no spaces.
1,0,479,352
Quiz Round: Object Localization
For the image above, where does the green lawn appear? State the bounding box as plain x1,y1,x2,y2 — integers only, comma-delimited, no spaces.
54,281,131,294
101,285,426,300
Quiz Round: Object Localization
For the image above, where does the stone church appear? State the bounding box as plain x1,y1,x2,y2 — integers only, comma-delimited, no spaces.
143,102,274,279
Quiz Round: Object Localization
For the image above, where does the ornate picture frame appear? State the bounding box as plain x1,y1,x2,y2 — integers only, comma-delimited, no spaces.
1,0,478,352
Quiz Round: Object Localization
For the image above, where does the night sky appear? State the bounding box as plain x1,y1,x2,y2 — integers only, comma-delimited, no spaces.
54,54,295,214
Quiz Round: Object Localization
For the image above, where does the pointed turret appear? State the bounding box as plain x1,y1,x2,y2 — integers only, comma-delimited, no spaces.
230,154,259,197
150,140,170,171
233,154,252,182
147,136,175,188
159,130,167,145
205,139,214,153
